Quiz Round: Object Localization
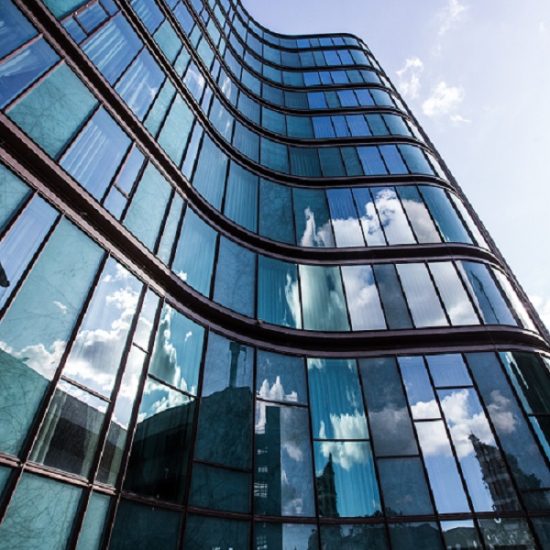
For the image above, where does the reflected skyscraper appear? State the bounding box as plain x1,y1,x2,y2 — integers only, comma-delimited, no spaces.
0,0,549,548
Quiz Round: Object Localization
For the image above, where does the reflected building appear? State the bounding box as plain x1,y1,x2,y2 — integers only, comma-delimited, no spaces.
0,0,549,548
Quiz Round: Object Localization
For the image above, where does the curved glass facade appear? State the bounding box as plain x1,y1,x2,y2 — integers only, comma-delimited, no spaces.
0,0,548,548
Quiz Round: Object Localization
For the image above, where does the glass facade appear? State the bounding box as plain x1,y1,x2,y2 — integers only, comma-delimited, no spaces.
0,0,548,548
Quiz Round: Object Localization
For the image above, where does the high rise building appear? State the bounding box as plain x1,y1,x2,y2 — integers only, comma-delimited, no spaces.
0,0,548,547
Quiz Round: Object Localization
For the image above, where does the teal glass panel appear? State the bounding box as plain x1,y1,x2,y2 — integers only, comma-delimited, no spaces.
153,21,182,63
233,122,259,162
157,94,194,166
184,515,250,550
258,255,301,328
44,0,88,18
289,147,321,177
192,135,227,209
124,378,195,503
320,524,387,549
214,237,255,317
224,163,258,232
319,148,345,177
144,80,176,137
76,493,110,550
61,108,130,200
149,304,204,394
0,220,103,455
256,351,307,405
110,499,180,550
63,258,141,397
195,333,253,469
7,63,97,158
157,194,184,265
261,137,289,173
259,180,295,244
0,164,31,232
300,265,349,331
256,523,319,550
172,209,217,295
293,188,335,247
389,522,443,550
123,163,172,251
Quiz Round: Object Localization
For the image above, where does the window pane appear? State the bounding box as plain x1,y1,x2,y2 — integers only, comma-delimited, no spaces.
224,163,258,232
258,255,301,329
0,220,103,455
256,351,307,405
389,522,443,550
372,264,413,329
397,263,448,327
398,145,433,175
341,266,386,330
293,189,335,247
7,64,97,158
76,492,110,550
192,135,227,209
357,147,387,175
0,164,31,231
360,357,418,456
195,333,253,469
371,187,415,245
0,1,36,58
398,356,439,420
259,180,295,244
397,186,440,243
256,523,319,550
478,518,537,549
352,188,386,246
380,145,407,174
172,209,216,295
214,237,255,317
0,474,80,549
157,95,194,166
149,304,204,394
326,189,364,247
300,265,349,331
124,378,194,503
261,137,289,173
183,515,249,550
255,402,315,516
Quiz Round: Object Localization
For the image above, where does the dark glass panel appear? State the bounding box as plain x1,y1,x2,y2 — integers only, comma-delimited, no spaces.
320,524,387,549
360,357,417,456
378,457,433,516
7,64,97,158
149,304,204,394
183,515,250,550
0,220,103,456
389,522,443,550
110,499,180,550
299,265,349,331
0,473,80,549
372,264,413,330
255,523,319,550
214,237,255,317
124,378,194,503
63,258,141,396
195,333,253,469
478,518,537,549
189,462,250,513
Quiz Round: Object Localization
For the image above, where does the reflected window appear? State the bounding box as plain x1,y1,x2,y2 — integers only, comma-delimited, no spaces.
372,264,413,329
293,188,335,248
326,188,364,247
352,188,386,246
256,351,307,404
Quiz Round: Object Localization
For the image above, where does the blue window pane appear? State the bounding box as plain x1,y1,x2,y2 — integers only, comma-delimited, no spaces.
183,61,205,101
399,145,434,175
261,138,289,173
0,38,59,109
153,21,182,63
370,89,394,107
123,163,172,251
319,148,345,177
300,265,349,331
312,116,335,139
308,92,327,109
63,18,86,43
157,95,194,166
337,89,358,107
355,89,374,106
7,63,97,158
397,186,440,244
224,163,258,232
380,145,408,174
115,50,164,120
76,493,110,550
0,1,36,59
326,188,364,247
256,351,307,405
192,135,227,209
144,80,175,137
371,187,415,245
262,107,286,135
76,3,107,34
258,255,301,328
259,180,295,244
173,2,194,34
173,209,216,295
358,147,387,175
289,147,321,177
346,114,371,137
214,237,255,317
293,188,335,247
83,14,142,84
130,0,163,33
209,97,234,141
352,188,386,246
61,108,130,200
233,122,259,162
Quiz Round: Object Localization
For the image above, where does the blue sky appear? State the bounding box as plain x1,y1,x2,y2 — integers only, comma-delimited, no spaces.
242,0,550,329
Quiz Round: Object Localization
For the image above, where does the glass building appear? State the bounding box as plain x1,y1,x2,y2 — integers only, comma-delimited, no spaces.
0,0,549,547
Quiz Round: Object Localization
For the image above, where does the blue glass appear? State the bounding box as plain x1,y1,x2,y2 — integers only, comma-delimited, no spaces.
347,114,371,137
326,188,364,247
398,356,440,420
399,144,433,175
233,122,259,162
61,108,130,200
157,194,183,264
83,14,142,84
114,145,144,194
123,163,172,251
352,187,386,246
397,186,440,243
0,38,59,108
173,2,195,34
0,197,57,309
63,18,86,43
256,351,307,405
319,148,345,177
258,255,301,328
7,63,97,158
183,61,205,101
192,135,227,209
358,147,387,175
371,187,415,245
214,237,255,317
153,20,181,63
149,304,204,394
261,137,289,173
209,97,234,140
372,264,413,329
300,265,349,331
130,0,163,33
262,107,286,135
144,80,175,137
293,188,335,248
380,145,408,174
426,354,472,387
419,186,472,243
157,95,194,166
0,1,36,59
259,180,295,244
76,2,107,34
115,50,164,120
224,163,258,232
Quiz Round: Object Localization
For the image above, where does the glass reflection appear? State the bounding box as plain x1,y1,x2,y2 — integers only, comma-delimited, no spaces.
397,186,440,243
255,402,315,516
184,515,250,550
293,188,335,248
389,522,443,550
256,351,307,404
440,520,481,550
371,187,415,245
352,187,386,246
326,188,364,247
255,523,319,550
478,518,537,549
399,356,440,419
320,524,387,549
124,378,194,503
63,258,142,397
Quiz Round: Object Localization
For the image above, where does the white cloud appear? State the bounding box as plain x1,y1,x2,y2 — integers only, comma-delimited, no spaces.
530,295,550,330
299,207,333,247
396,57,424,99
422,81,464,117
450,114,472,124
437,0,467,36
